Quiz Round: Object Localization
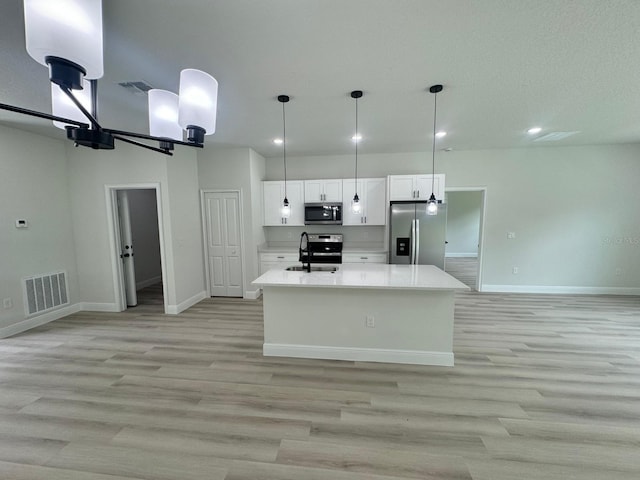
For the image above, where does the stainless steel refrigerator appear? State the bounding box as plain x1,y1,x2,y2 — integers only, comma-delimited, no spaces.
389,201,447,269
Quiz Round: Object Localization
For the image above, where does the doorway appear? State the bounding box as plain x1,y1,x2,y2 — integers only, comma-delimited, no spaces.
201,190,244,297
106,184,168,312
444,188,486,291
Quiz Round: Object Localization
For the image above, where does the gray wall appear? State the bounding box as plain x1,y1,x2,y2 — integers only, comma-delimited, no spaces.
198,147,266,296
127,189,162,289
66,141,205,310
265,144,640,291
0,124,79,330
445,191,482,257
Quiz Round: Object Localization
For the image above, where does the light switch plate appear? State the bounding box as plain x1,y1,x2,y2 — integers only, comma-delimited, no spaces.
507,232,516,239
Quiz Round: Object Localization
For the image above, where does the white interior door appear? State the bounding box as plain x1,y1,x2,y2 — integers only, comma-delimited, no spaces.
116,190,137,306
204,191,243,297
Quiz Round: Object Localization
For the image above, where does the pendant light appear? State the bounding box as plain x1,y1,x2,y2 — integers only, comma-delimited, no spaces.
350,90,363,214
427,84,443,216
278,95,291,218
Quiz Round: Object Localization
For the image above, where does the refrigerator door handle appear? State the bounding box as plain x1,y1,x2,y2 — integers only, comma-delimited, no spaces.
410,219,416,264
415,219,420,264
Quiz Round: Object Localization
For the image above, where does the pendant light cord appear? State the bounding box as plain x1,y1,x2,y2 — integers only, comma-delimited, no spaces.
355,95,358,186
282,100,287,198
431,90,437,195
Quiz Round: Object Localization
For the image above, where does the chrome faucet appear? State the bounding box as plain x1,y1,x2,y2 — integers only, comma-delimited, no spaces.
299,231,311,272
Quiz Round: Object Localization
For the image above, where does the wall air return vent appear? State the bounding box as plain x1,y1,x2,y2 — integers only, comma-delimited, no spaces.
533,131,580,142
117,80,154,96
24,272,69,316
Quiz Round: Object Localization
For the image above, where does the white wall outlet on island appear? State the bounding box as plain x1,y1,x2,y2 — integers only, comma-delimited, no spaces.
615,268,622,276
507,232,516,239
512,266,519,274
3,298,12,309
365,315,375,328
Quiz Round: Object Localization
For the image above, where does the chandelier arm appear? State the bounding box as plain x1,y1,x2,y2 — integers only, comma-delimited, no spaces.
60,85,102,130
0,102,90,128
112,135,173,156
105,128,204,148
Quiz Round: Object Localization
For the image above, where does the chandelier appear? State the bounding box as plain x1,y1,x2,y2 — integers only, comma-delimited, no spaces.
0,0,218,156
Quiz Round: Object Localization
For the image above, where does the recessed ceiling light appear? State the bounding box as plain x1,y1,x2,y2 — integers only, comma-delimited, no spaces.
435,131,447,138
273,138,283,145
352,134,362,142
527,127,542,134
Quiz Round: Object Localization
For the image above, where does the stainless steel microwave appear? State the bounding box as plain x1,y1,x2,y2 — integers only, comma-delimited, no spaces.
304,203,343,225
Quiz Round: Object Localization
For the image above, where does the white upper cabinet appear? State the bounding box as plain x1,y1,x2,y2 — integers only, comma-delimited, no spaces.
304,179,343,203
342,178,387,226
262,180,304,226
388,174,445,201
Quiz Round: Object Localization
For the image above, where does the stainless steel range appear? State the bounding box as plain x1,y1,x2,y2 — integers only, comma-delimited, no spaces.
299,233,343,265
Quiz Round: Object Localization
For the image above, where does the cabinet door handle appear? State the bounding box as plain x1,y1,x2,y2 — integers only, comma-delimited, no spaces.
277,256,285,259
417,190,420,198
365,216,367,223
360,257,368,260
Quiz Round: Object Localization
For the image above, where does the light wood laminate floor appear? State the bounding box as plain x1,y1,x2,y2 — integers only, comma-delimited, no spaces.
0,291,639,479
445,257,478,290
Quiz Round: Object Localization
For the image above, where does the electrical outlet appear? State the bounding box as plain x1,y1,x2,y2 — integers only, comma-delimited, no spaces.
512,267,519,274
507,232,516,239
615,268,622,276
365,315,375,328
3,298,12,309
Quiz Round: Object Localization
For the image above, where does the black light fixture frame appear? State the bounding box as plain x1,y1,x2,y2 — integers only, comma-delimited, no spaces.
0,58,205,156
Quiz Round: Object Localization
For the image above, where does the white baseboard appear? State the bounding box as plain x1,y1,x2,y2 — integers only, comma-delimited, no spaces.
79,302,121,312
0,303,82,339
166,290,207,315
136,275,162,290
445,253,478,258
244,289,262,300
263,343,454,366
482,285,640,295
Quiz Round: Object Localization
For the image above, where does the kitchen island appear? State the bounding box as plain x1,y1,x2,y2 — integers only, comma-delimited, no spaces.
252,264,469,366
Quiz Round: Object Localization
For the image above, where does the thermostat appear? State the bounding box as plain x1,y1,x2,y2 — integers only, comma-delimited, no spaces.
15,219,28,228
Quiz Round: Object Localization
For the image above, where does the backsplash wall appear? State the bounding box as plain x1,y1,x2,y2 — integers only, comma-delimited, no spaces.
264,225,386,249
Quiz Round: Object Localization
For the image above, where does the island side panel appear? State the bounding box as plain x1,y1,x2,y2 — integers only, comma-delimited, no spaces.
262,285,455,366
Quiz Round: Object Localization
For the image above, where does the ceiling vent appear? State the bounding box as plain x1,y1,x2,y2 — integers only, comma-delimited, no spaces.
117,80,154,96
533,131,579,142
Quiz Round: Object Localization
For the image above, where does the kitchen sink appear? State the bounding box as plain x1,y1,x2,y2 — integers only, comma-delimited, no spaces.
285,265,338,273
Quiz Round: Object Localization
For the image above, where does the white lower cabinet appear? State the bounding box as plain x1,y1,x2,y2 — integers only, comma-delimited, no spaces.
342,253,387,264
259,252,299,275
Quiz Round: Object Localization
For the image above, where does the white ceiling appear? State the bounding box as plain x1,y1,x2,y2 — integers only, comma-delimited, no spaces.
1,0,639,157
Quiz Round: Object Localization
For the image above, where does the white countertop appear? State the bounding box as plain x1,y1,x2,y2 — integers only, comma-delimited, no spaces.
252,264,470,291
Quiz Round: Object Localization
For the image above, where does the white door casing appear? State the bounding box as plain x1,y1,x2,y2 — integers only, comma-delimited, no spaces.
204,191,243,297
